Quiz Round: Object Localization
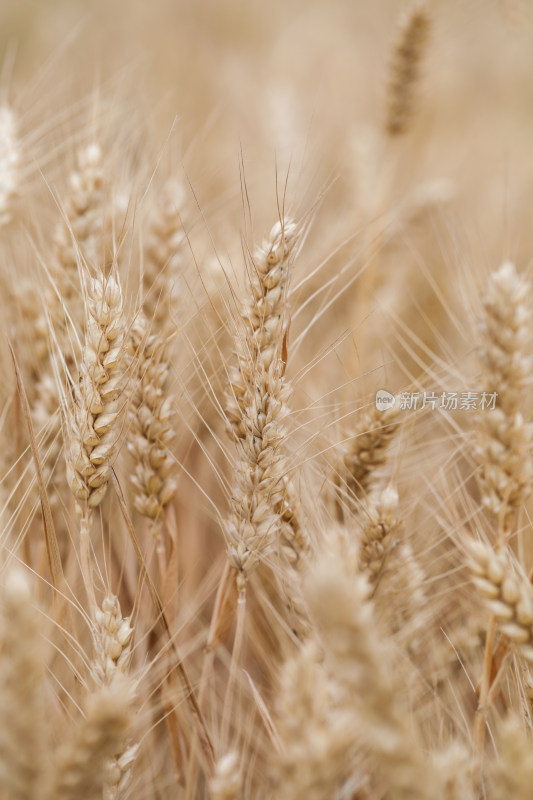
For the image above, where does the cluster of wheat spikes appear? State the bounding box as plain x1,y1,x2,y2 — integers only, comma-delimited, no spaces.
1,0,533,798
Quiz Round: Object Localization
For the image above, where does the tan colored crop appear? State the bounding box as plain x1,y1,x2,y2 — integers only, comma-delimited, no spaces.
385,2,431,137
65,272,127,509
470,541,533,662
476,262,532,536
127,314,178,525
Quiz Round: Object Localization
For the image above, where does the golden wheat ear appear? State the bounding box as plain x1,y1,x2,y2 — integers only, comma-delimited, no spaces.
384,1,431,138
44,679,134,800
304,548,469,799
272,638,354,800
225,217,307,583
64,269,128,512
0,105,19,227
475,262,532,540
210,752,241,800
0,567,48,800
126,312,178,529
92,594,138,800
489,714,533,800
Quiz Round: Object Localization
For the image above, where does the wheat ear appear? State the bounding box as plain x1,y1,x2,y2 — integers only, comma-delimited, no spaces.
226,218,298,438
54,143,106,279
337,402,400,510
92,594,138,800
36,143,107,364
127,313,178,528
272,640,354,800
472,262,533,774
226,218,307,581
475,261,532,539
469,541,533,662
489,714,533,800
0,567,47,800
358,486,426,642
143,178,186,334
385,1,431,137
31,145,109,517
305,550,447,800
65,270,127,511
358,485,402,578
63,268,127,608
0,105,19,226
209,752,241,800
45,680,134,800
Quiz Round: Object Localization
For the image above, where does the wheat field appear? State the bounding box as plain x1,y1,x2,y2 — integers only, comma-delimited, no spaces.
0,1,532,798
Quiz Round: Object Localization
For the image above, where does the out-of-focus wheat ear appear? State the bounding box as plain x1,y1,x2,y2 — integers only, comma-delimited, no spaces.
489,714,533,800
336,402,401,513
143,178,187,333
0,567,48,800
31,368,66,522
45,679,134,800
475,262,532,539
51,143,108,357
384,1,431,138
54,143,105,275
358,486,426,642
32,143,106,375
126,313,178,530
209,752,241,800
0,105,20,226
30,145,108,517
358,485,402,579
305,549,446,800
272,640,354,800
469,537,527,782
469,541,533,662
